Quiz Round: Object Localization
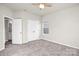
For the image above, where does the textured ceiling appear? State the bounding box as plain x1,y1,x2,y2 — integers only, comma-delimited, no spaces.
1,3,79,16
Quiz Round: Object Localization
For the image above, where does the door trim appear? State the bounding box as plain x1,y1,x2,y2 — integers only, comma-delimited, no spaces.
3,16,13,48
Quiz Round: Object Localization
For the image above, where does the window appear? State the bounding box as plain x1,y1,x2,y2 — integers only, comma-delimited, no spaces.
43,21,49,34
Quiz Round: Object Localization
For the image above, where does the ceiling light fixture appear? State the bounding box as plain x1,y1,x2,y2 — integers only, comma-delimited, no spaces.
39,4,45,9
32,3,52,10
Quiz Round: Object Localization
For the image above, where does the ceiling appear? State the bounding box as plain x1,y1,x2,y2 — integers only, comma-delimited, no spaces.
1,3,79,16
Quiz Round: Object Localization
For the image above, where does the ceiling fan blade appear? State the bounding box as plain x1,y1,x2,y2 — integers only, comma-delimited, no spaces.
44,4,52,7
32,3,40,6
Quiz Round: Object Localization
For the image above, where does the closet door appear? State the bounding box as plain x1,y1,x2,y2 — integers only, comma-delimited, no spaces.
12,19,22,44
27,20,41,42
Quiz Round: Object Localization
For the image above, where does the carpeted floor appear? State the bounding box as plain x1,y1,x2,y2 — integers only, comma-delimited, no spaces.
0,39,79,56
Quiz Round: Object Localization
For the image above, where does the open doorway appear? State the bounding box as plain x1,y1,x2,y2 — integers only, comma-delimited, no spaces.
4,17,12,48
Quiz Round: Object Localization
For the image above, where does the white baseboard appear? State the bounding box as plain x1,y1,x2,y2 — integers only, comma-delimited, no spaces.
43,39,79,50
0,47,5,51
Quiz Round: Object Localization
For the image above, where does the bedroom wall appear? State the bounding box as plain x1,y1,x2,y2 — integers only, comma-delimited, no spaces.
42,6,79,49
13,10,41,43
0,5,13,51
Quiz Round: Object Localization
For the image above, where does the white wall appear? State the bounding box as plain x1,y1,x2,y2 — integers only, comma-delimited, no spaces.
0,5,13,51
42,6,79,49
13,11,41,43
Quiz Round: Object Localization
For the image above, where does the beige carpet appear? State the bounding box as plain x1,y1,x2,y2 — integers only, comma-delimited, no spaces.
0,39,79,56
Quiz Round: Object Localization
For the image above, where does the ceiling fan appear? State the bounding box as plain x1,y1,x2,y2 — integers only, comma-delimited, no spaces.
32,3,52,10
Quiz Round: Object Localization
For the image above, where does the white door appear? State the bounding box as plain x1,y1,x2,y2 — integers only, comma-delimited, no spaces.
27,20,41,41
12,19,22,44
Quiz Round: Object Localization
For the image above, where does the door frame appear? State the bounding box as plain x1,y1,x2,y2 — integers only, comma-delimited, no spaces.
3,16,13,48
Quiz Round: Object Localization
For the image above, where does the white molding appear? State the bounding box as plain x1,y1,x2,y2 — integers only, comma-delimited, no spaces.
44,39,79,50
2,16,14,50
0,47,5,51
